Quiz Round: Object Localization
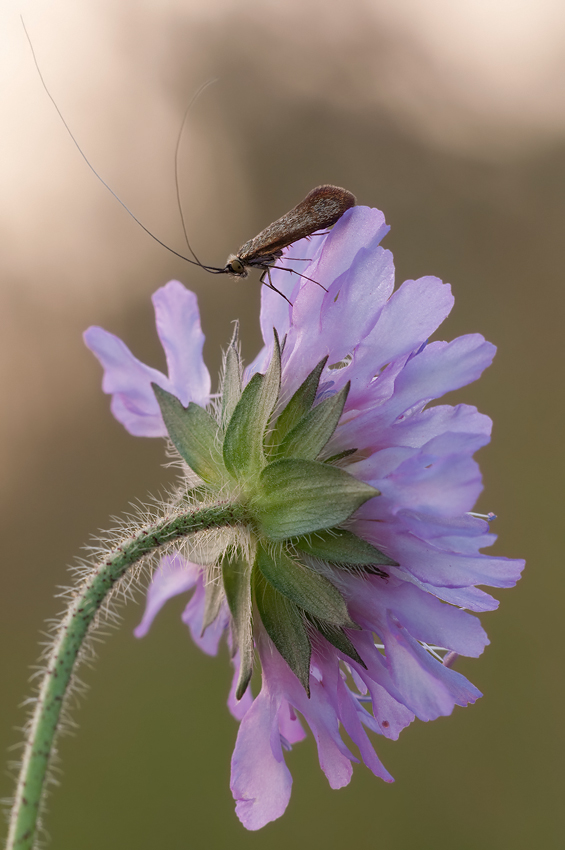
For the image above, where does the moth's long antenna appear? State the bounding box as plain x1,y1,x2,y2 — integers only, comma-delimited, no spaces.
174,78,218,266
21,17,225,272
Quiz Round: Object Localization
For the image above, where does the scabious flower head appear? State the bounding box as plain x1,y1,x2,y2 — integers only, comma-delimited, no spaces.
84,205,524,830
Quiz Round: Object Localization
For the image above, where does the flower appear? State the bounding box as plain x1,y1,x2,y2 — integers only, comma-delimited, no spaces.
84,205,524,830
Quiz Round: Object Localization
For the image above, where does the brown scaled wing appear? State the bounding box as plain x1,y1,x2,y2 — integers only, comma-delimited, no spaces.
236,185,356,265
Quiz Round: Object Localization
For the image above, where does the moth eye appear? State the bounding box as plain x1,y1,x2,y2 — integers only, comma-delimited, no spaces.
229,258,245,275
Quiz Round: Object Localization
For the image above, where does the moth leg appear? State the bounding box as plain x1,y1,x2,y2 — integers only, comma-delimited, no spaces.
269,265,327,292
259,268,293,306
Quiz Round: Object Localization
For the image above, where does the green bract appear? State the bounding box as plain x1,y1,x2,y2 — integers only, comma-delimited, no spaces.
222,552,254,700
152,386,226,486
152,333,386,695
254,458,377,540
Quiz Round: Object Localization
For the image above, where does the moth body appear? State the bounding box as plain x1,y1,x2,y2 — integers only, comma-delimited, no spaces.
224,184,356,278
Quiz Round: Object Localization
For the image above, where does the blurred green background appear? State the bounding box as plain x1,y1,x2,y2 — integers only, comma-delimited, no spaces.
1,1,562,847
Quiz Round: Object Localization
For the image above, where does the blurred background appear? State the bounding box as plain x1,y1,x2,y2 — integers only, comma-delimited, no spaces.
1,0,562,847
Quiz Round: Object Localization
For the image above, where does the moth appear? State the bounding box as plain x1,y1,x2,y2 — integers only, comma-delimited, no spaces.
223,184,355,276
194,184,356,298
24,22,355,300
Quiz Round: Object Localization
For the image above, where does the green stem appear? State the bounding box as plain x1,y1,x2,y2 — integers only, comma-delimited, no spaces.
7,501,249,850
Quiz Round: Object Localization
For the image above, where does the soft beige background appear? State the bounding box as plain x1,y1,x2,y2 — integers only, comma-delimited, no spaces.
1,1,562,847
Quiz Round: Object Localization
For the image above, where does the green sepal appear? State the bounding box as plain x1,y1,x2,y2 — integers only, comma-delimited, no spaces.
254,458,379,541
221,323,242,428
152,385,225,486
276,382,350,461
201,576,224,634
268,356,328,448
294,527,397,574
255,543,355,627
323,447,358,464
223,331,281,478
306,614,367,668
253,561,311,695
222,553,254,700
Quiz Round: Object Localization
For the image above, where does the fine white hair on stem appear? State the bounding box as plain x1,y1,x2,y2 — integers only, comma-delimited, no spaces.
3,470,244,847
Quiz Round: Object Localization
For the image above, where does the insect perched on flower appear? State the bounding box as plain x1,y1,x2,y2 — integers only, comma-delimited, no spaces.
23,23,355,302
85,203,524,830
219,184,356,297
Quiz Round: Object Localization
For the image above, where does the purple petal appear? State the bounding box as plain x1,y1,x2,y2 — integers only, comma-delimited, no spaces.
347,605,481,720
383,611,482,718
376,403,492,452
244,343,273,383
277,700,307,745
353,579,488,657
259,636,356,788
348,276,454,403
391,571,502,612
347,629,413,706
258,236,320,343
275,207,391,396
397,509,497,551
376,528,525,590
231,690,293,830
301,676,357,788
305,206,390,291
321,246,395,346
349,336,495,446
351,670,415,740
181,578,228,656
377,452,485,517
84,326,169,436
84,281,210,436
134,554,199,637
335,674,394,781
386,335,497,419
152,281,211,406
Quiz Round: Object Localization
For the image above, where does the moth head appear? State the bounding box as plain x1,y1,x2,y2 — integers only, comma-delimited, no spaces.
225,255,248,278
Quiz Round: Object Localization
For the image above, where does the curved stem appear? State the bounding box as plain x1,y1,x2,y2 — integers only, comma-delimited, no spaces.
7,501,249,850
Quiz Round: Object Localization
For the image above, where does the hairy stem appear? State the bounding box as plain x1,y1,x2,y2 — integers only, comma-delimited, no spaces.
7,501,249,850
